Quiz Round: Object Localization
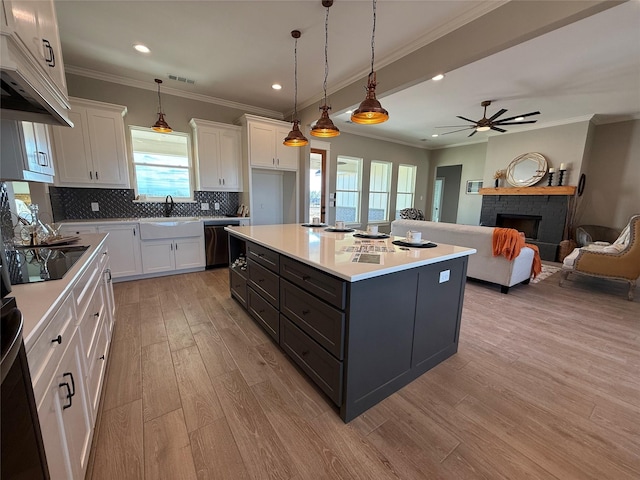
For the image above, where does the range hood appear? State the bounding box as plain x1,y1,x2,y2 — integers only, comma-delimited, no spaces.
1,37,73,127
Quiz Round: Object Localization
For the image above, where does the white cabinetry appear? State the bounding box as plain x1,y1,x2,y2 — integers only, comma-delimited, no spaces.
97,224,142,278
0,0,70,126
141,236,205,274
241,114,299,170
0,118,55,182
52,98,129,188
190,118,243,191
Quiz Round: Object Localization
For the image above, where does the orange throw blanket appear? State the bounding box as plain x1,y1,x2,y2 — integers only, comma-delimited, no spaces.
492,228,542,279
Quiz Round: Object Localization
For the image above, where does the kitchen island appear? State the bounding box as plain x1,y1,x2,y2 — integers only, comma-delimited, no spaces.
225,224,476,422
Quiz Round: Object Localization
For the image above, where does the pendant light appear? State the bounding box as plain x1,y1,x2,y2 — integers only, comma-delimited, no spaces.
151,78,172,133
351,0,389,125
283,30,309,147
310,0,340,138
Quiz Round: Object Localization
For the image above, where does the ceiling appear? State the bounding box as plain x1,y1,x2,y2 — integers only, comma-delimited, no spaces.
55,1,640,149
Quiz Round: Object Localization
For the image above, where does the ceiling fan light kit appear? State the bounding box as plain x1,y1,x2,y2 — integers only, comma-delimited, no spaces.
284,29,309,147
437,100,539,137
351,0,389,125
151,78,172,133
311,0,340,138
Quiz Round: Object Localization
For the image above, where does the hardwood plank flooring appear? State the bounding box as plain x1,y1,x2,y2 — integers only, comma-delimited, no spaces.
89,268,640,479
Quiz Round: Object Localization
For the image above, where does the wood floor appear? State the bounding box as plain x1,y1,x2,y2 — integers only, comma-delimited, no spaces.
86,267,640,480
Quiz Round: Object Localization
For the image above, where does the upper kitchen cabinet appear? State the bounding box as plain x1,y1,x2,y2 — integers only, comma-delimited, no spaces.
52,98,130,188
0,118,55,183
190,118,242,192
0,0,72,126
239,114,299,171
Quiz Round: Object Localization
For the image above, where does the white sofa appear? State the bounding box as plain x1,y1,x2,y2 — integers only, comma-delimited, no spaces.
391,219,535,293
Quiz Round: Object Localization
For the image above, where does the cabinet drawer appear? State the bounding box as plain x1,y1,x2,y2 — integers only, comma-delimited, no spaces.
28,294,75,401
248,259,279,308
280,316,342,406
247,287,279,342
280,280,345,360
280,256,346,310
78,285,105,368
73,253,100,319
229,269,248,308
247,242,279,273
86,320,109,422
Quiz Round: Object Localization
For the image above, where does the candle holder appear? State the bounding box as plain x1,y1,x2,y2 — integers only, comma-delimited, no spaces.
547,172,554,187
558,169,566,186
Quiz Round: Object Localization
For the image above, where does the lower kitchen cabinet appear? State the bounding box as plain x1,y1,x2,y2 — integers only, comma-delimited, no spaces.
37,328,92,480
141,236,205,274
97,223,142,278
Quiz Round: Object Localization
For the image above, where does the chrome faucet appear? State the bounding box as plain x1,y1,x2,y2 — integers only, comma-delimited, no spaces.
164,195,175,217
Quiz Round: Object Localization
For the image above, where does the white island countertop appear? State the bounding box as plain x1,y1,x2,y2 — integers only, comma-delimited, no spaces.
226,224,476,282
9,234,108,351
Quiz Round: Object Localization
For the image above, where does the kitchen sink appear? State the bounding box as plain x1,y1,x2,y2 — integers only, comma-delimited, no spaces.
138,219,202,240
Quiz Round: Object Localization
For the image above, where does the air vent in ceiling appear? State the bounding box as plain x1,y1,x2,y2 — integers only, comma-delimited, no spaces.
168,75,195,85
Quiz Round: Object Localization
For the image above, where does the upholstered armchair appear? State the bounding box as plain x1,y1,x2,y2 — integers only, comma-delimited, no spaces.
560,215,640,300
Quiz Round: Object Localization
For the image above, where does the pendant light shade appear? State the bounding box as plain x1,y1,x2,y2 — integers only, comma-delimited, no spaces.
284,30,308,147
351,0,389,125
152,78,172,133
311,0,339,138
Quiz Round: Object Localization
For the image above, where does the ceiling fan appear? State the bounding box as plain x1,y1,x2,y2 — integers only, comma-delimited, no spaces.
437,100,540,137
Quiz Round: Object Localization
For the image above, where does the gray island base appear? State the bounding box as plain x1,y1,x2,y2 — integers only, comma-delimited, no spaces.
226,225,474,422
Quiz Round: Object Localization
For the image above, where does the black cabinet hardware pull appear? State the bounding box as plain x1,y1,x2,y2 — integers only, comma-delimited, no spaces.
89,171,93,180
96,171,99,180
99,355,105,360
302,309,310,315
103,251,108,255
133,228,136,236
106,269,112,282
301,350,310,357
94,312,100,318
42,39,55,66
258,278,264,283
52,335,62,344
258,309,265,314
302,275,311,281
63,372,75,397
59,382,72,409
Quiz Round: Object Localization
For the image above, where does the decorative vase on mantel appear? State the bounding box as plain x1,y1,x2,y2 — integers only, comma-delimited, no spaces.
494,178,499,188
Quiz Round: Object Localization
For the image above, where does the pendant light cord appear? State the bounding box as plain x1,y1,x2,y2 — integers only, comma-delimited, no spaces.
157,83,163,114
323,4,329,105
293,36,299,120
370,0,376,76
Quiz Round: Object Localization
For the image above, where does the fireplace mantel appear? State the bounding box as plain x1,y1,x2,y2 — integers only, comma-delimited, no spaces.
479,186,576,196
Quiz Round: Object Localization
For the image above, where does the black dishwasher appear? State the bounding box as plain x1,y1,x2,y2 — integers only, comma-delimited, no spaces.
204,220,240,268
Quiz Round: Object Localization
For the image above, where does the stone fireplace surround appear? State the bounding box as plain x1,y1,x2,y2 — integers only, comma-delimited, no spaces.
480,188,574,261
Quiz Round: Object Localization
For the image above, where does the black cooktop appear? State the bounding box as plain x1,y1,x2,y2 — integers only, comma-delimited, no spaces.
6,245,89,285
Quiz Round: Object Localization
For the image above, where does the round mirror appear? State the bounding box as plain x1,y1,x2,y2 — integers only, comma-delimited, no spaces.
506,152,547,187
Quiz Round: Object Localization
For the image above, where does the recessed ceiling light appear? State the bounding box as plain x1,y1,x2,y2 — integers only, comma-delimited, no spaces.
515,116,525,121
431,134,439,137
346,110,353,114
432,74,445,81
134,44,150,53
272,84,282,90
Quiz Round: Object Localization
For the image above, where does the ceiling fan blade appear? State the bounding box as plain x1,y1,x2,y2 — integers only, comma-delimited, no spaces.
435,125,473,128
440,127,476,135
488,108,507,122
496,111,540,123
495,120,538,126
468,130,478,137
490,126,507,133
457,115,478,124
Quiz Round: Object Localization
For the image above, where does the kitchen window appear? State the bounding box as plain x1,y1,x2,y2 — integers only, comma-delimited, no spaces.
335,156,362,224
130,127,193,199
368,160,392,222
395,164,417,219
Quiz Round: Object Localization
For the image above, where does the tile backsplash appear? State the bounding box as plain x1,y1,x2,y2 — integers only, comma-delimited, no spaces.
49,187,240,221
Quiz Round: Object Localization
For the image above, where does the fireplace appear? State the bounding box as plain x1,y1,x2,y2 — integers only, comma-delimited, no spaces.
496,214,542,240
480,194,571,261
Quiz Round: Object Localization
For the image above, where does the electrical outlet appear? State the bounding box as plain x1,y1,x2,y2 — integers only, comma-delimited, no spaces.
201,202,209,210
214,202,220,210
91,202,99,212
439,270,450,283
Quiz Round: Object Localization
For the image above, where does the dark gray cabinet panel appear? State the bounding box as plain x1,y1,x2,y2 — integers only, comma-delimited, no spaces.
280,279,345,360
412,261,466,368
229,269,247,308
248,259,279,308
280,256,346,310
280,316,343,406
247,287,279,342
247,242,279,273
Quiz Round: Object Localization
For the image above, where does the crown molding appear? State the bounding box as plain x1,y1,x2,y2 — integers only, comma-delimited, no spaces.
331,124,430,150
65,65,284,119
298,0,509,111
590,112,640,125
